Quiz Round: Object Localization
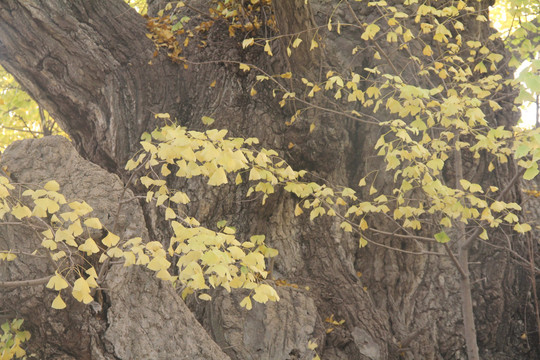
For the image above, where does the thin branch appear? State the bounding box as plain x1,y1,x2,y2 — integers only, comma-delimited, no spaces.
39,106,52,136
0,275,51,288
477,227,540,273
369,228,437,242
365,235,446,256
443,243,467,278
183,4,213,20
0,126,44,135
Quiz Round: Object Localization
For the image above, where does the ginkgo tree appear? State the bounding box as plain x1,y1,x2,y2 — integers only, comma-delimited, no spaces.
0,0,539,359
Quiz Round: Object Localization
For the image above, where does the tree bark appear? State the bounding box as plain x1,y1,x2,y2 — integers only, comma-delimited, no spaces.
0,0,537,359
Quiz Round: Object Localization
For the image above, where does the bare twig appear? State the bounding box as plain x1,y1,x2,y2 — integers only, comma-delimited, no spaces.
0,275,51,288
184,4,213,19
369,228,437,242
39,106,52,136
443,243,467,278
365,235,445,256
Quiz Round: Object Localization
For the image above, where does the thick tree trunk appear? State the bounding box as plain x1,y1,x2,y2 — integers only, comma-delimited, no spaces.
0,0,537,359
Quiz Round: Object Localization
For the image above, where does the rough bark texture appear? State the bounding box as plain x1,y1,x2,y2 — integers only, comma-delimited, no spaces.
190,287,322,360
0,0,537,359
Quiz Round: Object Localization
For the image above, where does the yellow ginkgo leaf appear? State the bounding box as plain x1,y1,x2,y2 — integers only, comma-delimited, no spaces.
360,219,368,231
208,168,228,186
86,276,98,288
423,45,433,56
514,223,532,233
264,41,273,56
242,38,254,48
239,63,250,72
69,220,84,237
86,267,98,278
202,116,214,125
340,221,353,232
147,256,171,271
44,180,60,192
155,268,171,281
107,247,124,258
199,293,212,301
72,277,93,304
40,198,60,213
84,217,102,229
240,295,253,310
102,232,120,247
55,229,76,247
294,203,304,216
361,23,380,40
124,251,136,267
73,277,89,292
51,294,67,309
41,239,57,250
165,207,176,220
11,204,32,220
235,173,243,185
69,201,93,215
227,246,245,259
359,237,368,248
78,238,100,255
46,273,69,291
252,283,279,303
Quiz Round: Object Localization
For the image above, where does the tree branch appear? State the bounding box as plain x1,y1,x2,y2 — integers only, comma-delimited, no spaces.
0,0,171,171
443,243,467,278
0,275,51,288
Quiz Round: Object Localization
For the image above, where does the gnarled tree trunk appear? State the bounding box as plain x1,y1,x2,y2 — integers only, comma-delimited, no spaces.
0,0,537,359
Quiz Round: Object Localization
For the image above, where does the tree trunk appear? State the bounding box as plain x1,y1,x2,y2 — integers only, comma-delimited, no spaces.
0,0,537,359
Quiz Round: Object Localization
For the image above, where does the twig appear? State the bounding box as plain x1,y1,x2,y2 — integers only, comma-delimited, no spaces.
184,4,213,19
443,243,467,278
0,275,51,288
365,235,445,256
369,228,437,242
0,126,43,135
